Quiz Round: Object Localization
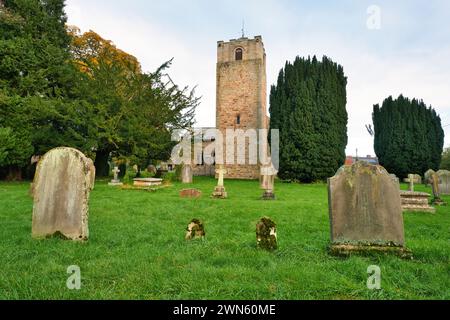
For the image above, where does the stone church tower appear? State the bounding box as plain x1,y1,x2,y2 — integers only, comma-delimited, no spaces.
216,36,268,179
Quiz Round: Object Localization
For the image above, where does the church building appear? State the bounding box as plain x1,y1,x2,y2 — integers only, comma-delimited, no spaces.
215,35,269,179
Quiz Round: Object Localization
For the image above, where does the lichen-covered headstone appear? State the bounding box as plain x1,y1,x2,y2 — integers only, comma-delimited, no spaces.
185,219,205,240
32,147,95,240
437,170,450,195
256,217,277,250
328,162,407,256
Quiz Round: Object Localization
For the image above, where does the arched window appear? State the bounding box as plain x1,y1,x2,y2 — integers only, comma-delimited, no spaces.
235,48,243,61
236,114,241,125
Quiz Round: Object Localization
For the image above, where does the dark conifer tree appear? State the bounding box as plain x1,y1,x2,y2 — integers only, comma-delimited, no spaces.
373,95,444,178
269,56,348,182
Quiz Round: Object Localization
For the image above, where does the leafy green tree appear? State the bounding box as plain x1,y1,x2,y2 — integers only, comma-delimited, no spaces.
0,0,74,97
269,56,348,182
0,0,85,179
0,126,33,179
373,95,444,178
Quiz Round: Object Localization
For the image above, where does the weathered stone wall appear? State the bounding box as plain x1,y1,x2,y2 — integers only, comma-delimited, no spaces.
216,36,268,179
192,164,215,176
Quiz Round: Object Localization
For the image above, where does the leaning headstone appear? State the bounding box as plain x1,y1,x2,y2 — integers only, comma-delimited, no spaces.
212,165,227,199
437,170,450,195
260,165,277,200
428,171,445,206
108,166,123,186
32,147,95,240
181,164,193,184
256,217,277,250
328,162,408,256
185,219,205,240
179,189,202,199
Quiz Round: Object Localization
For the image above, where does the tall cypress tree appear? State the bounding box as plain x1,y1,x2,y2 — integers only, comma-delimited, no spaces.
269,56,348,182
373,95,444,178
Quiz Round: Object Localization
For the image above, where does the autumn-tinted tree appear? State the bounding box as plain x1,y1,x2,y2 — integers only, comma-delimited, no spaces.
69,29,198,176
373,95,444,178
269,56,348,182
0,1,199,179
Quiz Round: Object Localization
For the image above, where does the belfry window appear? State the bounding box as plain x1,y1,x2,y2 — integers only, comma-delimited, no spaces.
235,48,243,61
236,114,241,125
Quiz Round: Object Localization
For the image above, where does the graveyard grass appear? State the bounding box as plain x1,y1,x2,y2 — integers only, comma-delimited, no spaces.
0,177,449,300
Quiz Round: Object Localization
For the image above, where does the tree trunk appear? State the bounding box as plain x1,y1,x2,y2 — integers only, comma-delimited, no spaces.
6,166,22,181
94,150,110,177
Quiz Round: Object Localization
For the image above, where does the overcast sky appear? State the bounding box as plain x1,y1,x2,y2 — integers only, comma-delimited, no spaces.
65,0,450,157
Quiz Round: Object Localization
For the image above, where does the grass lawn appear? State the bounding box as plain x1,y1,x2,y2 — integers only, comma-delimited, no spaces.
0,177,449,300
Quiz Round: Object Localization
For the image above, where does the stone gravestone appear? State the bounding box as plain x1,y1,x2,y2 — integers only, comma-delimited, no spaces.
400,173,435,213
256,217,277,250
181,164,193,184
212,165,228,199
185,219,205,240
87,158,96,190
437,170,450,195
260,165,277,200
328,162,407,256
426,170,445,206
32,147,95,240
30,157,95,196
179,189,202,199
405,174,414,192
147,164,157,175
108,166,123,186
424,169,435,186
404,174,421,190
413,174,422,184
